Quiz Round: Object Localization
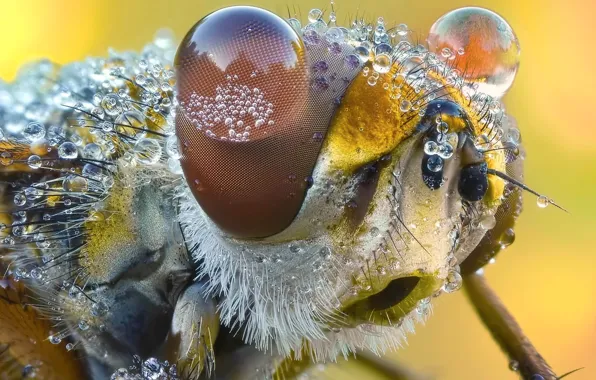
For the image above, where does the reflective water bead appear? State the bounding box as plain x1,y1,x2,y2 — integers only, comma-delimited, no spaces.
115,110,147,138
325,27,344,43
14,193,27,206
165,135,181,159
308,8,323,23
27,155,42,169
23,122,45,142
64,176,88,192
354,46,370,62
437,143,454,159
303,29,321,45
499,228,515,248
396,23,409,37
424,141,439,155
0,152,13,166
443,270,463,293
78,320,90,331
437,121,449,134
537,195,549,208
399,100,411,112
101,94,122,116
58,142,78,159
167,157,183,174
134,138,162,165
427,155,443,172
312,60,329,74
83,143,103,160
373,54,392,74
328,42,342,55
428,7,521,98
48,335,62,344
25,187,43,200
344,54,360,70
287,18,301,34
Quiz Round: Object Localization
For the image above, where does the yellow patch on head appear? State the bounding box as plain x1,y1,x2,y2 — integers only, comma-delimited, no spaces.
323,64,419,172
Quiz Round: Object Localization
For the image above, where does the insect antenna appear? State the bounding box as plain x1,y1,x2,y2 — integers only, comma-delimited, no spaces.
486,169,567,212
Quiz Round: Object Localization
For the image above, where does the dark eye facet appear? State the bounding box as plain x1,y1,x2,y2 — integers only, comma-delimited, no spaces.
175,6,323,238
458,162,489,202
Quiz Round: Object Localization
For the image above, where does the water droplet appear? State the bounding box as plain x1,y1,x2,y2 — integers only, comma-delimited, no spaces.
64,176,88,192
48,334,62,344
312,60,329,74
537,195,549,208
78,320,90,331
399,100,411,112
354,46,370,61
308,8,323,23
14,193,27,206
165,135,181,159
66,343,75,351
101,94,122,116
442,270,462,293
373,53,392,74
287,18,301,34
427,156,443,172
23,122,45,142
499,228,515,248
437,143,454,159
479,215,496,230
58,142,78,159
424,141,439,155
303,29,321,45
397,23,409,36
325,27,344,43
344,54,360,70
367,76,378,86
0,152,14,166
83,143,102,160
311,77,330,91
436,121,449,134
428,7,520,98
114,110,147,138
134,138,162,165
27,155,42,169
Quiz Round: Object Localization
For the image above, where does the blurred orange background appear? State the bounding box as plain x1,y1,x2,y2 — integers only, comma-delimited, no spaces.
1,0,594,379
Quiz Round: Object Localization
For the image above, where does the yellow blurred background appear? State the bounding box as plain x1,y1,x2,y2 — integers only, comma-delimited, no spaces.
1,0,594,379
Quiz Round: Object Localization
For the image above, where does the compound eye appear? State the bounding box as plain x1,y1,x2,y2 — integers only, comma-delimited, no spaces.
458,162,489,202
175,6,319,238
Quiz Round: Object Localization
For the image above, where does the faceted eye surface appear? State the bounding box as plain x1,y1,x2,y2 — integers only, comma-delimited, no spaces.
175,6,325,238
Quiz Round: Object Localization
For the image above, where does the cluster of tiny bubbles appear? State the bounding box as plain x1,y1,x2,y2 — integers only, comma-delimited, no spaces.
424,116,457,172
110,356,178,380
182,75,274,141
296,9,413,80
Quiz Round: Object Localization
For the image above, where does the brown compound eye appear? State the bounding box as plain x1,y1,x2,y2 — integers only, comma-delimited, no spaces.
175,6,321,239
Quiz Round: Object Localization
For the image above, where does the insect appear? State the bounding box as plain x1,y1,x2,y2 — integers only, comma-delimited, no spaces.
0,3,570,380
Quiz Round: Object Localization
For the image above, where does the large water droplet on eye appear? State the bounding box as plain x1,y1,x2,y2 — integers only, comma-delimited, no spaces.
428,7,520,98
